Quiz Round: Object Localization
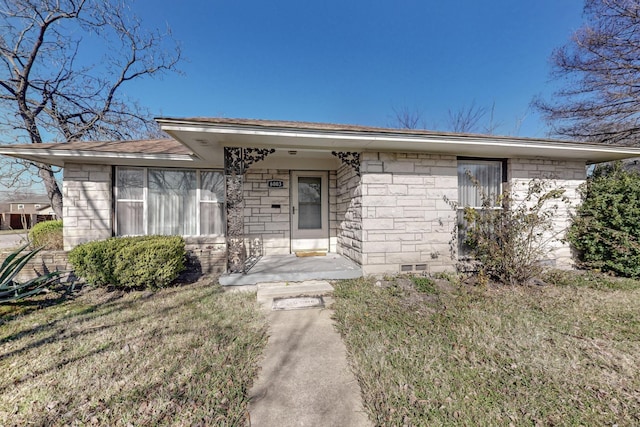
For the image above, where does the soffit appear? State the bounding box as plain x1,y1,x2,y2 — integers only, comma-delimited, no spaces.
158,118,640,164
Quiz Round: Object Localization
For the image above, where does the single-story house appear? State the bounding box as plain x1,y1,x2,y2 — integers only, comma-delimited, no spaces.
0,198,56,230
2,117,640,279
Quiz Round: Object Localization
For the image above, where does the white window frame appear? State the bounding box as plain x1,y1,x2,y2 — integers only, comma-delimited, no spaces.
457,158,506,257
114,166,225,237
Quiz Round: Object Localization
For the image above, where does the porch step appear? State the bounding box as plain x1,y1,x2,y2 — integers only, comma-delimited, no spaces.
256,280,334,308
218,254,362,286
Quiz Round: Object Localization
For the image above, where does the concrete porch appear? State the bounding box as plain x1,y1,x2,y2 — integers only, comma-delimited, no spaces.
219,253,362,286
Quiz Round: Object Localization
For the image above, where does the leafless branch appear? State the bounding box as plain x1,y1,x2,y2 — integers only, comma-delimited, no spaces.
534,0,640,145
0,0,182,215
389,106,428,130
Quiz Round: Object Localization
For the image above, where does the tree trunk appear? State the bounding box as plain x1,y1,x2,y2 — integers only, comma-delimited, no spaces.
38,164,63,218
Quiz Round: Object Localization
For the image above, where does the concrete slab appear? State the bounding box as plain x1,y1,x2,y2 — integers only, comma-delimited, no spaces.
256,280,334,307
248,307,371,427
272,296,324,310
0,232,27,250
219,254,362,286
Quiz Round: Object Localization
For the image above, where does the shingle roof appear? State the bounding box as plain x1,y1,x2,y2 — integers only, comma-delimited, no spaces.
2,138,190,155
156,116,572,144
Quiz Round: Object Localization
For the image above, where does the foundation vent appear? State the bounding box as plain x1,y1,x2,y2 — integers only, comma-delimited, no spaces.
400,264,428,273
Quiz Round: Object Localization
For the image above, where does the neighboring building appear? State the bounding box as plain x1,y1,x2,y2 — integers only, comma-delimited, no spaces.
1,118,640,277
0,197,56,230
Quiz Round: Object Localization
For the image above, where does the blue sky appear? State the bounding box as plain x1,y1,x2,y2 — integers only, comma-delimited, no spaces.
125,0,585,138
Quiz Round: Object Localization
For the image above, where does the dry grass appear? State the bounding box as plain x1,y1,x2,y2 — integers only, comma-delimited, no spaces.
0,280,267,426
333,273,640,426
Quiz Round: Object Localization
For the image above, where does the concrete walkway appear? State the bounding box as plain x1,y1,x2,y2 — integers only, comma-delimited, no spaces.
0,232,27,250
248,282,371,426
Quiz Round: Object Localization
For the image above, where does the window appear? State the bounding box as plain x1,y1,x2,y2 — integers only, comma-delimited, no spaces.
34,204,41,209
115,167,225,236
17,204,24,210
457,159,505,256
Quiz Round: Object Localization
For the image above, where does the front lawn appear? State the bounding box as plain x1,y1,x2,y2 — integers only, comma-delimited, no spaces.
0,280,267,426
333,273,640,426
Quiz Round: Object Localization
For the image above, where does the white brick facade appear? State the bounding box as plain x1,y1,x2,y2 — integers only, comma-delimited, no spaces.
358,152,458,275
243,169,291,254
243,168,338,255
59,154,586,277
62,163,113,250
336,163,362,264
508,158,586,268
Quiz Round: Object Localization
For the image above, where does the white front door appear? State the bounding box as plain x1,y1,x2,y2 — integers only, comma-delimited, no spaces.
291,171,329,252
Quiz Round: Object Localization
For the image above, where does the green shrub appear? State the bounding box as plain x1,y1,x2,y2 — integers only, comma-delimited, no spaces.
29,220,63,250
69,236,186,289
113,237,186,289
568,162,640,277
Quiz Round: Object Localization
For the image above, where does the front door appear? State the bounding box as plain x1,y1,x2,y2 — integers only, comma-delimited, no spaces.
291,171,329,252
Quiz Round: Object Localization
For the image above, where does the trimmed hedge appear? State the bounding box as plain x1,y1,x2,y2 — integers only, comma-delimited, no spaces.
68,235,186,289
568,162,640,277
29,220,63,250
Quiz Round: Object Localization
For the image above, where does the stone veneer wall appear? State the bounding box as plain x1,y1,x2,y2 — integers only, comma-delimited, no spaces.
243,169,291,255
508,158,586,268
60,163,226,277
3,250,71,284
184,237,227,275
328,170,338,252
5,240,226,283
62,163,113,250
243,168,338,255
336,163,362,264
358,152,458,275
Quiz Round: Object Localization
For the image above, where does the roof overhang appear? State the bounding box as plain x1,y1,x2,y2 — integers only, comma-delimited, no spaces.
157,117,640,164
0,148,199,168
3,118,640,168
0,139,205,168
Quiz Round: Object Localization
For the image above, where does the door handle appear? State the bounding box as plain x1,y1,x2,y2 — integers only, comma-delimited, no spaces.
292,206,296,215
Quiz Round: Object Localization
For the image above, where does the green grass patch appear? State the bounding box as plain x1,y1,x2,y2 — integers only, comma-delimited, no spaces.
544,269,640,291
333,275,640,426
411,276,438,294
0,280,268,425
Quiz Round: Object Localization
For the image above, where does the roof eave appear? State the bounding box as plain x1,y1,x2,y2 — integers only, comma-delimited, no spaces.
0,148,199,168
158,120,640,164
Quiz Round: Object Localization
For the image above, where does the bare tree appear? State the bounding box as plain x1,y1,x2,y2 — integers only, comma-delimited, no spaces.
534,0,640,145
447,100,500,134
447,101,484,133
390,101,502,134
389,106,427,129
0,0,181,216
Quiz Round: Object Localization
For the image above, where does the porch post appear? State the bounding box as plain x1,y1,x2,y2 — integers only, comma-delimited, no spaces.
224,147,276,273
224,147,246,273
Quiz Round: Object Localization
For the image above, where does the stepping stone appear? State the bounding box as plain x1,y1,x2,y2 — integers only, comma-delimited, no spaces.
272,296,325,310
256,280,333,308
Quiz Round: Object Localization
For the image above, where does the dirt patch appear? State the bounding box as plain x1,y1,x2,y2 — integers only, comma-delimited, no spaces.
372,276,448,315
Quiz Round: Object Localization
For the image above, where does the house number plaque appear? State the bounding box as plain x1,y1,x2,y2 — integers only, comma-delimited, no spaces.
268,180,284,188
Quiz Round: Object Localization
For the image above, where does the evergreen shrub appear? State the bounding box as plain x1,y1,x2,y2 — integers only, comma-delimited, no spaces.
69,235,186,289
29,220,63,250
568,162,640,277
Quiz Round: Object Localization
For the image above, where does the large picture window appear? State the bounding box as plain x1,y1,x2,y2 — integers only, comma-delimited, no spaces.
457,159,505,256
115,167,225,236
